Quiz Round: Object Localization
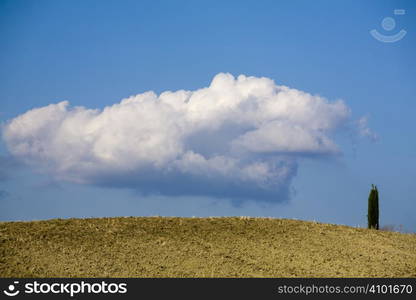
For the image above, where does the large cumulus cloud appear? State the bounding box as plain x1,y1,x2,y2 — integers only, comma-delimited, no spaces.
2,73,364,202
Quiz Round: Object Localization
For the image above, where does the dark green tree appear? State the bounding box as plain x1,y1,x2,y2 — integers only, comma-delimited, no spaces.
367,184,379,229
374,185,379,230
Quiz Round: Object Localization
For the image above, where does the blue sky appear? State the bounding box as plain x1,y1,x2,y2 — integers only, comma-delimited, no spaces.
0,0,415,232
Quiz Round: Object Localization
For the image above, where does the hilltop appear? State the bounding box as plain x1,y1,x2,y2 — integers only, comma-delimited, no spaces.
0,217,415,277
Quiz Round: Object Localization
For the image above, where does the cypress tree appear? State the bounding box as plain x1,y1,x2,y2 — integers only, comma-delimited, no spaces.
367,184,379,229
374,185,379,230
367,184,374,229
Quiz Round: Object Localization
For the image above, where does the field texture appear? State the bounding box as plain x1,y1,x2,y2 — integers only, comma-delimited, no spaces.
0,217,415,277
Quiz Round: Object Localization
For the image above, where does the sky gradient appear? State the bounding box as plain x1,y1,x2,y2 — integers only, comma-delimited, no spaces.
1,0,415,232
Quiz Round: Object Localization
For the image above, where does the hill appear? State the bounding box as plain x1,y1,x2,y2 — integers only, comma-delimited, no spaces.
0,217,415,277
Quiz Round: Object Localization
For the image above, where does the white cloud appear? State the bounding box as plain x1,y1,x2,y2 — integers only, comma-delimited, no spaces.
355,116,379,142
3,73,361,201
